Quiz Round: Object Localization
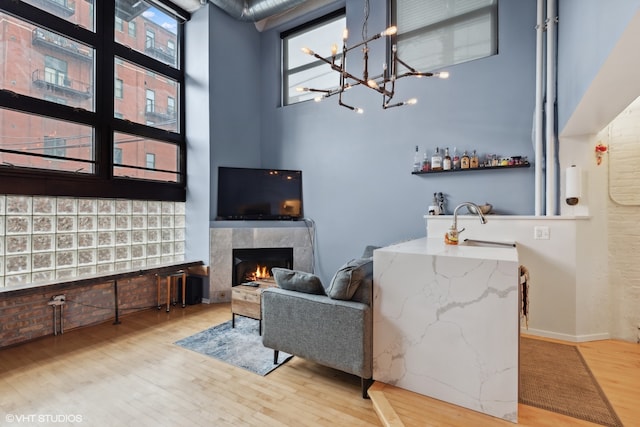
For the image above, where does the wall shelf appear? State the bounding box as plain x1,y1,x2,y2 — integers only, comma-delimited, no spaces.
412,162,530,175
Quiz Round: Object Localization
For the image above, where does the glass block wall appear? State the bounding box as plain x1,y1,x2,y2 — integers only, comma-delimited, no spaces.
0,196,186,288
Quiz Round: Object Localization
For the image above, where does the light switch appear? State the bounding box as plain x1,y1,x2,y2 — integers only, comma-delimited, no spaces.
534,226,550,240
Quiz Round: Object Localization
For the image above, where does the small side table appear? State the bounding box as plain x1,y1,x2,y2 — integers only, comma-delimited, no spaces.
231,280,277,334
157,271,187,312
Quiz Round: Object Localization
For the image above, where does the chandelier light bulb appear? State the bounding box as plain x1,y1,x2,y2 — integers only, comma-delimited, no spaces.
314,96,323,102
296,87,307,92
342,28,349,40
437,71,450,79
301,47,314,55
355,107,364,114
405,98,418,105
367,79,379,89
331,44,338,56
381,26,397,37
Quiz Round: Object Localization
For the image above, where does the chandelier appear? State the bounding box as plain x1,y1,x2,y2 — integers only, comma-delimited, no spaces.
297,0,449,113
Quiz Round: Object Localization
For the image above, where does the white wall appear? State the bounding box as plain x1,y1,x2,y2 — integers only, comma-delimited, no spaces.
426,215,608,342
558,6,640,342
600,97,640,342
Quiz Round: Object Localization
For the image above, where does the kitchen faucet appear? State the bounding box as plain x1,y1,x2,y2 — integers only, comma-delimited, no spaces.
445,202,488,245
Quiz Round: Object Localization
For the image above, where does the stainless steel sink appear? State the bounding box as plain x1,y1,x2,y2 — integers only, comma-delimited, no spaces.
461,239,516,248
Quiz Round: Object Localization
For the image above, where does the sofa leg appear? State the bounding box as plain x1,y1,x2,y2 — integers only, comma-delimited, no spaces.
361,377,373,399
273,350,279,364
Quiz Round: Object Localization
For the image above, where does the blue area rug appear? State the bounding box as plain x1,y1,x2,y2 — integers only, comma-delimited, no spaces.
175,316,292,376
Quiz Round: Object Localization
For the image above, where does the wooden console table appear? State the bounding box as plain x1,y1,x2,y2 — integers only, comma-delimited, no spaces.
231,279,277,335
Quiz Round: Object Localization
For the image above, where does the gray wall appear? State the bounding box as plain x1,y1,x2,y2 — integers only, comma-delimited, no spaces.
185,5,212,295
557,0,640,133
208,7,263,219
257,0,537,282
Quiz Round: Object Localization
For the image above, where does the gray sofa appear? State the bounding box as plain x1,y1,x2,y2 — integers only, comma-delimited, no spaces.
261,249,375,398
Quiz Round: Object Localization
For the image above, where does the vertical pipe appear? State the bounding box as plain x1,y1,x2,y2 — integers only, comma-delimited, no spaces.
545,0,557,215
534,0,545,216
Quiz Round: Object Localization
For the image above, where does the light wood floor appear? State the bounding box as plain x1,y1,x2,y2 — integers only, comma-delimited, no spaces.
1,304,638,426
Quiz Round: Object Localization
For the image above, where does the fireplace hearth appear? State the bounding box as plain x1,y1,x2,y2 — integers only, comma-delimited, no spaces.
232,247,293,286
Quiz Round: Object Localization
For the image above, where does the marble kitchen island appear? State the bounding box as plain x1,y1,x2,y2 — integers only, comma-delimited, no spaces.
372,237,520,423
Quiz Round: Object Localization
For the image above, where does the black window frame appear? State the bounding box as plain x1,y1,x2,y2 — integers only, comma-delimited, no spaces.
281,8,346,107
0,0,189,201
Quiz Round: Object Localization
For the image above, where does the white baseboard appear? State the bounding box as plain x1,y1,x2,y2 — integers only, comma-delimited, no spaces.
521,327,610,342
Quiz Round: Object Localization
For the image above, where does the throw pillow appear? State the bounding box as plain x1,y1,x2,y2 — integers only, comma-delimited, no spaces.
326,258,373,300
271,268,325,295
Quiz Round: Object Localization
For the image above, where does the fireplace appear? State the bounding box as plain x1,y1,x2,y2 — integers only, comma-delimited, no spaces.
232,247,293,286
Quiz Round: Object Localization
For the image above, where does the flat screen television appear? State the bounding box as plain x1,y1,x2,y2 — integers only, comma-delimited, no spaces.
216,166,303,220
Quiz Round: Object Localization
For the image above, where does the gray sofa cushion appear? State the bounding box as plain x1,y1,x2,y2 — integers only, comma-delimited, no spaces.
272,268,325,295
325,258,373,300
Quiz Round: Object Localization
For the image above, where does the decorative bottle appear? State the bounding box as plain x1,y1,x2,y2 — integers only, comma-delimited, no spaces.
431,147,443,171
443,148,452,171
461,150,470,169
470,150,479,168
412,145,421,172
421,149,430,171
453,147,460,169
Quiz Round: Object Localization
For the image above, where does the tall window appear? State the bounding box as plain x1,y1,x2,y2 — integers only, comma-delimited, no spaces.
145,153,155,169
115,78,124,99
128,20,136,37
146,29,155,49
44,56,68,87
146,89,155,113
0,0,188,199
167,96,175,115
282,9,346,106
392,0,498,72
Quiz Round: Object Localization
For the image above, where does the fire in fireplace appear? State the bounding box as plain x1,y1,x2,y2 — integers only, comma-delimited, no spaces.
232,247,293,286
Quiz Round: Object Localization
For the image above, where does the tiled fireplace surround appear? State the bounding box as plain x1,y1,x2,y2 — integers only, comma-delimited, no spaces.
209,225,314,302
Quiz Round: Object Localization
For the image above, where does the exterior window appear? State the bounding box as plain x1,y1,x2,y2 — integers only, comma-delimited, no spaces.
115,78,124,99
145,153,155,169
44,136,66,157
392,0,498,72
128,20,136,37
1,0,187,198
146,89,155,113
21,0,94,31
146,29,155,49
114,147,123,164
44,56,68,87
282,10,346,106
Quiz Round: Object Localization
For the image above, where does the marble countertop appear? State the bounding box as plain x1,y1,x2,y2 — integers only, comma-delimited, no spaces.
375,237,518,262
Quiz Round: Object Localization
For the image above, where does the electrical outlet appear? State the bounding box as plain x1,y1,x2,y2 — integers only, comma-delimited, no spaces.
534,226,550,240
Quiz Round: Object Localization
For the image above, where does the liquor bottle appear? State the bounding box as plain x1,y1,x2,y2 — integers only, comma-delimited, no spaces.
453,147,460,170
443,147,452,170
421,149,430,172
412,145,421,172
431,147,443,171
470,150,479,168
461,150,470,169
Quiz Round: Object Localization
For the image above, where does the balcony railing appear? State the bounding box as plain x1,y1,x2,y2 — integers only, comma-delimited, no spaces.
145,105,177,124
32,28,93,62
31,0,76,17
144,44,176,66
32,69,92,99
